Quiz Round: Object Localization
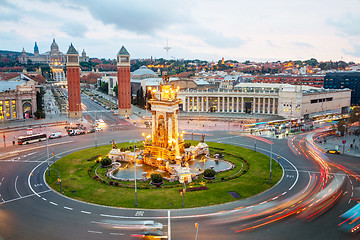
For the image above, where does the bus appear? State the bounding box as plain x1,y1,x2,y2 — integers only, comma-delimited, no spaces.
18,133,47,145
338,202,360,234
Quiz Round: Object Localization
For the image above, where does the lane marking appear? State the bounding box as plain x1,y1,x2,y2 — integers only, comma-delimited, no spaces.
282,192,287,195
50,201,58,206
110,233,124,236
14,176,22,198
168,210,171,240
64,206,73,211
81,211,91,214
0,189,51,205
42,197,47,201
88,230,102,234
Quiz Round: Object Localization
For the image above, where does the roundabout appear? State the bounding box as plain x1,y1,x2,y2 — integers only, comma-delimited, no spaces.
45,141,283,209
0,76,356,239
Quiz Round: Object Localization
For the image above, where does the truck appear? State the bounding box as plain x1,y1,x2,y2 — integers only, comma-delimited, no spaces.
68,129,86,136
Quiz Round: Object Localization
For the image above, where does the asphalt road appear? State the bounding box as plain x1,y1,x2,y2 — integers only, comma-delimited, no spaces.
0,98,360,239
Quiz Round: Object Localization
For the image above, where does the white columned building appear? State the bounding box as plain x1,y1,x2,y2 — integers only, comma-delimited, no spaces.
177,83,351,119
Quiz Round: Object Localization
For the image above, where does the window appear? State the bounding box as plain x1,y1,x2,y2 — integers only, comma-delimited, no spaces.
120,56,129,63
5,101,10,119
311,99,318,104
12,100,16,118
0,101,3,120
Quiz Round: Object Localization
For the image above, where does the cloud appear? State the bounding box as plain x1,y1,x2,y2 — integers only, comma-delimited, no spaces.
266,40,278,48
293,42,313,48
78,0,189,35
343,44,360,58
61,22,88,38
201,31,245,48
327,13,360,36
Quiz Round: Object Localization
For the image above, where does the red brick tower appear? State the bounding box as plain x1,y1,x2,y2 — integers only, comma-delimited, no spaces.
66,43,82,118
117,46,132,116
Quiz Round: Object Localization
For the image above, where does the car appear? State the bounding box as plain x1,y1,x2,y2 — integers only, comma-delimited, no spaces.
131,230,168,239
49,132,62,139
87,128,95,133
95,127,103,131
327,149,340,154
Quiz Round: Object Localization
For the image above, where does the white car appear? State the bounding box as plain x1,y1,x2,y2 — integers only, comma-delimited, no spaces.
49,132,62,139
95,127,103,131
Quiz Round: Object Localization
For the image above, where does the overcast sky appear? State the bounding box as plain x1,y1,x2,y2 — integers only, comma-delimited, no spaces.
1,0,359,62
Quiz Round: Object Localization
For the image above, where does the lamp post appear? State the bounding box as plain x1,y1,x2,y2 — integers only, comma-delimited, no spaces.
195,223,199,240
254,138,257,152
47,168,62,192
130,140,138,206
46,130,50,176
269,142,273,183
94,113,97,148
2,110,5,147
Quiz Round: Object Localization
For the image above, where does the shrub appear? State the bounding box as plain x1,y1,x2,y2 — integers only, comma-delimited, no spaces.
109,181,114,185
203,168,216,178
150,173,163,183
114,182,119,187
184,142,191,148
101,157,112,167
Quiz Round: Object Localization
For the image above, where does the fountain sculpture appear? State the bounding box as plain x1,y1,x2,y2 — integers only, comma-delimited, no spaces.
108,75,224,183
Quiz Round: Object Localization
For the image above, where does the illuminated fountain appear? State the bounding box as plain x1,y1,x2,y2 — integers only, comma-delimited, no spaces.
108,75,232,183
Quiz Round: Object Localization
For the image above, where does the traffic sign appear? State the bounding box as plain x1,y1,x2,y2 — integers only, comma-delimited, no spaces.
342,140,346,144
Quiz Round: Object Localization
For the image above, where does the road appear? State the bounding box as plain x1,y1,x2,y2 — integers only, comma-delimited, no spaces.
0,97,359,239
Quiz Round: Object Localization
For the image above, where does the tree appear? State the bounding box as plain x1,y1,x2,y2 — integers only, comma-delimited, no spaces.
337,119,347,135
99,82,108,94
36,87,45,111
113,85,118,97
349,107,360,124
135,87,145,107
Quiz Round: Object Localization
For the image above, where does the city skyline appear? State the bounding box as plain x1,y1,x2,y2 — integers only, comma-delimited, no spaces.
1,0,359,62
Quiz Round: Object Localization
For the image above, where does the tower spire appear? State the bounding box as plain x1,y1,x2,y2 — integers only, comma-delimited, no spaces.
164,39,171,58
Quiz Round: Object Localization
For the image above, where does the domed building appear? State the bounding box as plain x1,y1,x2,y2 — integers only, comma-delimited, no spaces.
132,65,158,80
19,39,89,82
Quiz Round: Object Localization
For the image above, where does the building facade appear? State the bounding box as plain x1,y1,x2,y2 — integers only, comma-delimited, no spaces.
0,76,38,121
253,74,324,88
178,83,350,119
19,39,89,82
324,71,360,105
66,44,82,118
117,46,132,116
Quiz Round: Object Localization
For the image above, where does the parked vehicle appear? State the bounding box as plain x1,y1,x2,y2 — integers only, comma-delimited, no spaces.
49,132,62,139
68,129,86,136
87,128,95,133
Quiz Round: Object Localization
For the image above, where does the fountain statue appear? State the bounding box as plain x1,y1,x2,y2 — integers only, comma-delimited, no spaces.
108,74,210,183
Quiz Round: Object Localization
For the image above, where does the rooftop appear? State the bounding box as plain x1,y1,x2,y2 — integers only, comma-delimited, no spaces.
132,66,157,76
0,80,25,92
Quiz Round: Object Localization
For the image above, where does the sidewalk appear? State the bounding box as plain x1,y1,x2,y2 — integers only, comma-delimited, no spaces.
315,132,360,158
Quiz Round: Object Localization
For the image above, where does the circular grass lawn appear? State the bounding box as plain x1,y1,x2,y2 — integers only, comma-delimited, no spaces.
45,141,282,209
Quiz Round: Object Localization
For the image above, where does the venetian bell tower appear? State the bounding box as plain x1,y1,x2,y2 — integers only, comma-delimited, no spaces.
116,46,132,116
66,43,82,118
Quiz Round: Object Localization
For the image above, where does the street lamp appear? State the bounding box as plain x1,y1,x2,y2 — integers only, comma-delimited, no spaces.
1,110,5,147
269,142,273,183
129,140,138,206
